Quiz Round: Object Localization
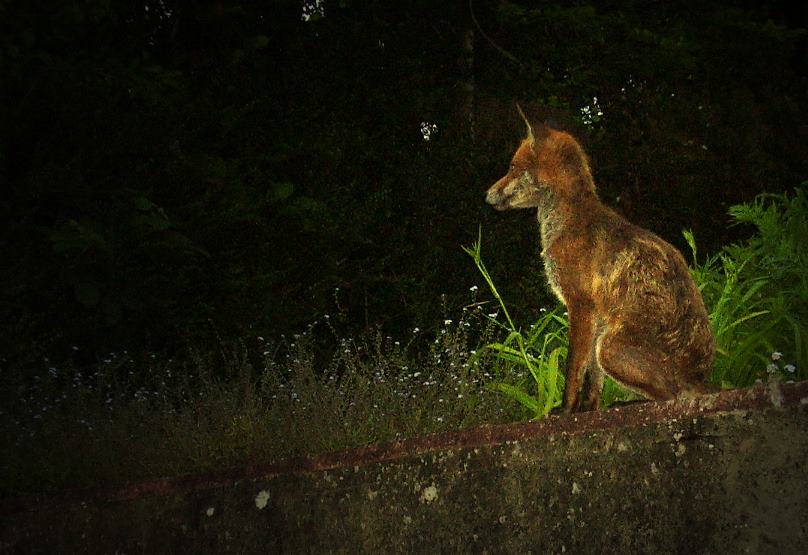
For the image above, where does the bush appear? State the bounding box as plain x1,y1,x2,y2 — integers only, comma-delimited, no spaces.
688,185,808,386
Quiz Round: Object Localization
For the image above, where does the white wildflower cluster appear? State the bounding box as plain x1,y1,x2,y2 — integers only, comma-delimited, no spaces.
8,350,185,444
420,122,438,141
766,350,797,377
621,77,635,93
301,0,325,21
261,297,506,430
619,76,648,95
580,96,604,127
144,0,172,19
5,291,511,466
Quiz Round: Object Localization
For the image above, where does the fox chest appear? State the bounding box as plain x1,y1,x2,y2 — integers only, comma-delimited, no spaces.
539,213,569,305
541,251,567,305
539,228,604,307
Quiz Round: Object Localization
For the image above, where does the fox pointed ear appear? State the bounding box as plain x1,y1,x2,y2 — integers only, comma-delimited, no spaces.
515,102,535,144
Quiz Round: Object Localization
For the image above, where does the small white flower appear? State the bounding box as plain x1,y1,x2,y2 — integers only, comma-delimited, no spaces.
784,364,796,373
771,351,783,361
420,121,438,141
301,0,325,21
469,285,478,292
206,507,215,517
444,319,452,326
255,490,270,510
413,327,420,334
766,363,779,374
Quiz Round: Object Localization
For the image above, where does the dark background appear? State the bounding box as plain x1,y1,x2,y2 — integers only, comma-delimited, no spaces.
2,0,807,369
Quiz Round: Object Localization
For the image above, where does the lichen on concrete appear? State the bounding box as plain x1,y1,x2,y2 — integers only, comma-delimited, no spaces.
2,383,808,553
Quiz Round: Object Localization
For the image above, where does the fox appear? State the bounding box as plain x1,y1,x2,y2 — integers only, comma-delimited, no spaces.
486,106,715,413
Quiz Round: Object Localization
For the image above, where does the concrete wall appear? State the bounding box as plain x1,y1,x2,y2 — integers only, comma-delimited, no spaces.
2,380,807,554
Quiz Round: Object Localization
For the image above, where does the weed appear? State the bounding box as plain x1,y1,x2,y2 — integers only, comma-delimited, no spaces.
466,186,807,413
687,185,807,386
2,189,804,497
464,229,635,418
0,297,515,496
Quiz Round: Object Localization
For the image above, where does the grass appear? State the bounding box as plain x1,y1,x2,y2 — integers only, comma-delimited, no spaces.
465,186,807,414
464,229,639,419
463,232,567,418
0,300,522,497
690,187,807,386
1,186,806,497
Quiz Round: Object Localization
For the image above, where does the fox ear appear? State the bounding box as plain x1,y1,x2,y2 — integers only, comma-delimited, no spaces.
515,102,535,144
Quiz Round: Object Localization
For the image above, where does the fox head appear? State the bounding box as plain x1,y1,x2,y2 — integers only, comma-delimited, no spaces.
486,106,596,212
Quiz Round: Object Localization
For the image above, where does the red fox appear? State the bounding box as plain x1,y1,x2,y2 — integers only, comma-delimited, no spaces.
486,106,715,413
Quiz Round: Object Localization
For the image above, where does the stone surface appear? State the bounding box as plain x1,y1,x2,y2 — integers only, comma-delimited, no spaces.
2,381,807,553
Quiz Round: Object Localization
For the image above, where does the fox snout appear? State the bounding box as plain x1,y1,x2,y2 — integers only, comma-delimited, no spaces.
485,179,511,211
486,171,541,211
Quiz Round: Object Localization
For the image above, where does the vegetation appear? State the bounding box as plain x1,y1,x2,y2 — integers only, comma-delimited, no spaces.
1,301,519,496
2,1,807,369
1,0,807,499
689,187,808,387
2,190,805,497
466,187,807,416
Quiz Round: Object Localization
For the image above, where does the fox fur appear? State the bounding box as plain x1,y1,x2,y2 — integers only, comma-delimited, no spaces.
486,110,715,413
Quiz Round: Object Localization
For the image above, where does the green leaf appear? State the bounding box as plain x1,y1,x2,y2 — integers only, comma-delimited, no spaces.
49,220,107,254
269,182,295,202
489,382,540,414
134,196,153,211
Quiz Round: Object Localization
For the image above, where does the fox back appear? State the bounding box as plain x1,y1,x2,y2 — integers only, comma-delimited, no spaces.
486,112,715,412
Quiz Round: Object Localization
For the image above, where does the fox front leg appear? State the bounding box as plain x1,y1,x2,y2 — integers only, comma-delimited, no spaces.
563,303,597,413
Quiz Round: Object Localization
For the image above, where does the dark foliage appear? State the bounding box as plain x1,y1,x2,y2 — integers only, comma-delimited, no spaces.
2,0,807,368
